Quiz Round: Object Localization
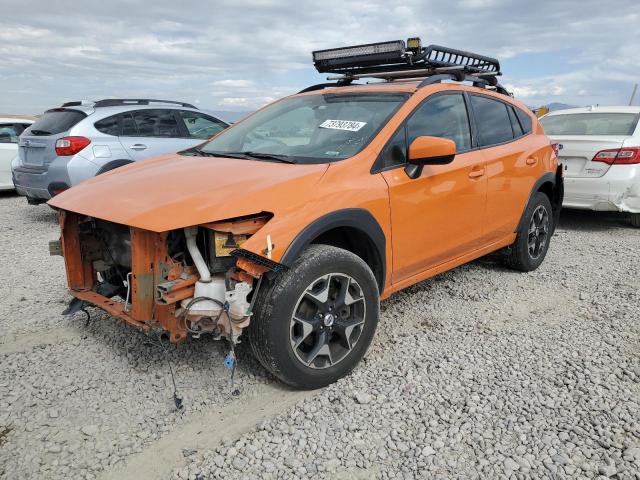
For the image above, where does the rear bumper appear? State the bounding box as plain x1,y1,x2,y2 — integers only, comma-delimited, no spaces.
563,165,640,213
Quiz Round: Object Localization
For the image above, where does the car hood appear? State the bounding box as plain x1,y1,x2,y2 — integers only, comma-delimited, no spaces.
48,153,330,232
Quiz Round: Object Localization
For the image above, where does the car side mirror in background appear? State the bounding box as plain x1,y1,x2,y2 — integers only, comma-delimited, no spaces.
404,136,456,179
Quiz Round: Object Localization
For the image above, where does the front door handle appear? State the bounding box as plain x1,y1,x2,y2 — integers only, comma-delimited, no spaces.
129,144,147,151
526,157,537,166
468,168,485,179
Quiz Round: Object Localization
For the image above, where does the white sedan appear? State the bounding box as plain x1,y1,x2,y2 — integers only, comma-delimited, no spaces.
0,117,35,191
540,106,640,227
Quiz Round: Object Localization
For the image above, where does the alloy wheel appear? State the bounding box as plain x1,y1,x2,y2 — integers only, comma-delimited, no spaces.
528,205,549,260
290,273,366,369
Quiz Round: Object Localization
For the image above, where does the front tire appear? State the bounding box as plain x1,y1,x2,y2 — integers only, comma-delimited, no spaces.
248,244,379,389
502,192,553,272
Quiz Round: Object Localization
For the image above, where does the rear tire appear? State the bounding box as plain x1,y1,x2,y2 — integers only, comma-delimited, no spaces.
502,192,553,272
630,213,640,228
248,244,379,389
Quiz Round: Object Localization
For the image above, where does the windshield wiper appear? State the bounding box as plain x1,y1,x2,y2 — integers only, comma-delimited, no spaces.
237,151,297,164
182,148,296,163
28,129,52,136
181,147,247,160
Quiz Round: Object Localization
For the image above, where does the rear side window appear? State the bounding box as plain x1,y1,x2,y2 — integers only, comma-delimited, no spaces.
24,109,86,136
0,123,23,143
470,95,513,146
515,108,533,134
407,93,472,152
94,115,120,136
179,111,227,139
540,113,639,135
130,110,180,137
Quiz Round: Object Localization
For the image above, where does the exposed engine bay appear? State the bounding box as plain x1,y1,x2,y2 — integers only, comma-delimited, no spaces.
55,211,279,344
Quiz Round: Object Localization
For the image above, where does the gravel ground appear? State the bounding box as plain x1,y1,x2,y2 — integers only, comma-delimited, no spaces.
1,191,639,480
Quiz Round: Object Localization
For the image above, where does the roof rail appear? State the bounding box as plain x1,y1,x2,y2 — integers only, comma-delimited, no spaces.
93,99,197,108
309,37,510,95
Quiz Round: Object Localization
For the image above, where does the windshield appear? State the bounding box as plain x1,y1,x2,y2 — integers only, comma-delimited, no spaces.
196,93,408,163
540,113,639,136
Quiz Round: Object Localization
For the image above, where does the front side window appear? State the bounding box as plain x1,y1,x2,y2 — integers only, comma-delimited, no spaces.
540,113,639,136
407,93,472,152
179,111,227,139
0,123,22,143
131,110,180,137
377,127,407,170
470,95,514,146
197,93,408,164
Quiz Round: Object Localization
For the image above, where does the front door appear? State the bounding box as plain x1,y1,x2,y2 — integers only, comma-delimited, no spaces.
379,92,487,284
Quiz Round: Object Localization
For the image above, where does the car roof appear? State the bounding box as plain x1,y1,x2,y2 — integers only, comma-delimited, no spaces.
0,116,35,123
545,106,640,116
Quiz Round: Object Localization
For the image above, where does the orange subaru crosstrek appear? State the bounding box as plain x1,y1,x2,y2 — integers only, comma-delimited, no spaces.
49,39,563,389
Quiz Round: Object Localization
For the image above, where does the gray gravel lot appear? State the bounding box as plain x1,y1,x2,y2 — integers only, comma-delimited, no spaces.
0,191,639,480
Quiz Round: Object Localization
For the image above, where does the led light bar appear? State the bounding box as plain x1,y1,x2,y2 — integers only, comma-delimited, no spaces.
313,40,405,62
313,40,406,73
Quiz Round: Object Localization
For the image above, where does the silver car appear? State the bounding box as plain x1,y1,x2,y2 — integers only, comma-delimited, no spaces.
12,99,228,204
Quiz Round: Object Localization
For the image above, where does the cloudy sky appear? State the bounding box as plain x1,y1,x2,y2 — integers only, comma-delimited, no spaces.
1,0,639,114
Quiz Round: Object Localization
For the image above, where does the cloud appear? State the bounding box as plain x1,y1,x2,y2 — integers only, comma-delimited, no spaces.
0,0,639,114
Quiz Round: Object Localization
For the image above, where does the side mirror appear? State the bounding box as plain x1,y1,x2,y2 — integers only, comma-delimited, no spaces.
404,136,456,179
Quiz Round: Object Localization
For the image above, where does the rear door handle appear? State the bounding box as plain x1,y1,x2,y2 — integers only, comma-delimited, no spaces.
129,144,147,151
468,168,485,179
526,157,537,166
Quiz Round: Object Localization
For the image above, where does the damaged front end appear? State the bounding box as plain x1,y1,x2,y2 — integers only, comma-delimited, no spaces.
53,210,282,343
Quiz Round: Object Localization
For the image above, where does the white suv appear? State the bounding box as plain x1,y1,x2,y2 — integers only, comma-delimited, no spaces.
540,106,640,226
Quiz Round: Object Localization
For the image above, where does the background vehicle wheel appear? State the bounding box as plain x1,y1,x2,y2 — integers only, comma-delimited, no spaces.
502,192,553,272
248,244,379,389
630,213,640,228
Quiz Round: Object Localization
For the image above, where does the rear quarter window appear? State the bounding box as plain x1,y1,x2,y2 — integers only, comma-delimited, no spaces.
540,113,640,135
94,115,120,136
24,109,86,136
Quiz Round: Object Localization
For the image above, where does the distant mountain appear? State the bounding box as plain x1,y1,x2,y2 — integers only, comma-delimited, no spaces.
203,109,252,123
547,103,577,111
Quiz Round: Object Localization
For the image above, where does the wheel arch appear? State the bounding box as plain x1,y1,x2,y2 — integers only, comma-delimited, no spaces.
517,167,563,233
95,159,133,175
280,208,386,293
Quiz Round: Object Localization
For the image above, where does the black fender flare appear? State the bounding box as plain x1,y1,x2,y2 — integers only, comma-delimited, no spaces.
516,167,564,234
280,208,386,292
96,159,133,175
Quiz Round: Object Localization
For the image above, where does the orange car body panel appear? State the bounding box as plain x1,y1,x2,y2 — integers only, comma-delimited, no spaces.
50,82,557,306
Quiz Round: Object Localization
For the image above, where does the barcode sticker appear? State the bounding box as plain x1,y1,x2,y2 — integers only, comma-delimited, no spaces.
319,119,367,132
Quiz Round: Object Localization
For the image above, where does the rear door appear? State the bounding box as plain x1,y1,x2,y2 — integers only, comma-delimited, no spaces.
118,109,185,160
540,112,639,178
19,109,86,170
469,94,542,241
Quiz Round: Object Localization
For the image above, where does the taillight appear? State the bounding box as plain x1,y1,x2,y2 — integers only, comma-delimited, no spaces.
592,147,640,165
55,136,91,156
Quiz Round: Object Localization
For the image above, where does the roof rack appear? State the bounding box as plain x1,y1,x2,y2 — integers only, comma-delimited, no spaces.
308,38,509,96
61,99,197,109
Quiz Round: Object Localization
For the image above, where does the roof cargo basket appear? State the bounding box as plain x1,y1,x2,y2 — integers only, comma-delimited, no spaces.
309,37,509,95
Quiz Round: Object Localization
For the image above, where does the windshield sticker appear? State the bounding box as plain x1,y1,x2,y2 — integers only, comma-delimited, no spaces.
319,119,367,132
